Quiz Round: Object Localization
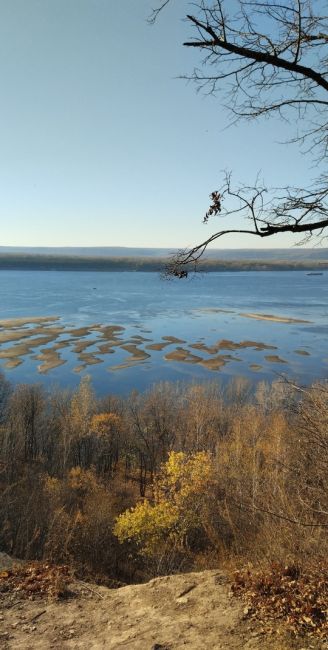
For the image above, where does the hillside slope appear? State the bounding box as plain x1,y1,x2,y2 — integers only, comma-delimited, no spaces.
0,568,316,649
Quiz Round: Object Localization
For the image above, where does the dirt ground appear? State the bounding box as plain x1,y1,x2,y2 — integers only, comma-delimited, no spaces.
1,565,326,650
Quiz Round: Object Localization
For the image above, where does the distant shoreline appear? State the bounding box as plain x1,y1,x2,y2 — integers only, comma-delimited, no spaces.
0,254,327,272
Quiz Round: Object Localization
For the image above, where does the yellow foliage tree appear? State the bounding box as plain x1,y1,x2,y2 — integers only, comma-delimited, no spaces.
91,413,121,438
114,451,216,556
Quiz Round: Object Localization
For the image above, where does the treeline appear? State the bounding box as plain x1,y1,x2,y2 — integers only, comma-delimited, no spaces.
0,253,327,272
0,374,327,583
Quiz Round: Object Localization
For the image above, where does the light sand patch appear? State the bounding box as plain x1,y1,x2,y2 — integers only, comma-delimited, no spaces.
240,312,311,324
4,358,23,369
109,359,145,371
35,349,67,374
73,365,85,374
0,316,59,329
0,325,64,345
120,344,151,361
249,364,263,372
265,355,288,364
0,329,32,344
217,339,277,351
27,335,61,348
109,343,151,370
164,347,202,364
294,349,311,356
162,336,186,344
130,335,152,342
97,342,116,354
145,342,171,351
77,352,103,366
67,327,94,338
97,325,125,340
72,340,99,354
190,339,276,354
0,342,38,359
51,340,73,350
190,342,218,355
109,343,150,371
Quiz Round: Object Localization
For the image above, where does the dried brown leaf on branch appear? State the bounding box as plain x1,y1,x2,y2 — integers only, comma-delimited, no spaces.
203,191,222,223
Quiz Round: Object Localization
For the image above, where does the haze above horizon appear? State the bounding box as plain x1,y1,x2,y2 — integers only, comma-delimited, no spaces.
0,1,319,249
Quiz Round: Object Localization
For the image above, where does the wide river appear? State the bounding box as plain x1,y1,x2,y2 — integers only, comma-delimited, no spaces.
0,270,326,394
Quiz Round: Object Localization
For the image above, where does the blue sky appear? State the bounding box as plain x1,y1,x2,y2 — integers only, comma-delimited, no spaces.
0,0,318,248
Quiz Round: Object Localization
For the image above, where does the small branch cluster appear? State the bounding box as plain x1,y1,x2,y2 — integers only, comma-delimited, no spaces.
203,191,222,223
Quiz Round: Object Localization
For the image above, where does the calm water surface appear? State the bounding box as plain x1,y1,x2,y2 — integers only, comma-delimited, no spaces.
0,270,326,394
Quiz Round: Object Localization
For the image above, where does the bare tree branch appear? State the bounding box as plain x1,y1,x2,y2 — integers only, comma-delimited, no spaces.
150,1,328,277
184,14,328,93
148,0,171,25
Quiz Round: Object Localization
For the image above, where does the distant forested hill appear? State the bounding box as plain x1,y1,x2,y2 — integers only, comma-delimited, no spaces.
0,248,327,272
0,246,328,261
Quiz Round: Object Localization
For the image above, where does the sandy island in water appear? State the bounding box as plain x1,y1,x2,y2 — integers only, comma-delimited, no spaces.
35,348,67,374
0,314,306,375
0,316,60,328
265,354,287,364
190,339,277,355
199,354,240,370
145,342,171,351
240,312,311,324
164,347,203,364
249,364,263,372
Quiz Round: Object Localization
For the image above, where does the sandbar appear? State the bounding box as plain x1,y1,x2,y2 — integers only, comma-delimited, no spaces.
240,312,311,324
218,339,277,351
0,316,59,329
190,342,218,355
145,342,171,351
109,359,146,371
0,325,64,345
120,344,151,361
67,327,94,338
77,352,103,366
130,335,152,342
265,355,287,364
0,336,63,366
73,365,85,374
97,325,125,340
4,358,23,369
199,354,239,371
162,336,186,344
35,349,67,374
0,342,38,359
249,364,263,372
164,348,202,364
0,318,144,373
52,340,73,350
73,340,99,354
294,349,310,356
190,339,276,354
97,342,116,354
27,335,61,348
